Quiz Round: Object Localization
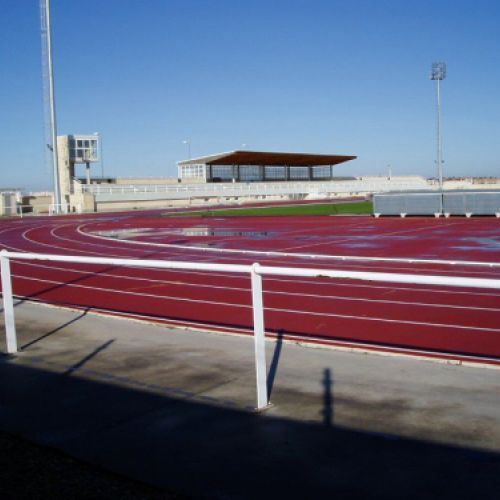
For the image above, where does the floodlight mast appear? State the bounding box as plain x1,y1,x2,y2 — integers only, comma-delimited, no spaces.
40,0,62,214
430,62,446,194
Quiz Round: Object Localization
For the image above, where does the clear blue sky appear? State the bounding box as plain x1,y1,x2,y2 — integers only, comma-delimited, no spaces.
1,0,499,190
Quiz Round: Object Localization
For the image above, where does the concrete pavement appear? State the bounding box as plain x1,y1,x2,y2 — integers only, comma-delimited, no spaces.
1,301,500,498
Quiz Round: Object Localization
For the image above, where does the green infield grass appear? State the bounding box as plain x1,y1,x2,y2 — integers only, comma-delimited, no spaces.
163,200,373,217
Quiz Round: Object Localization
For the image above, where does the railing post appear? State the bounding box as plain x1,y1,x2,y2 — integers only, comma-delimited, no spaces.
250,263,269,410
0,251,17,353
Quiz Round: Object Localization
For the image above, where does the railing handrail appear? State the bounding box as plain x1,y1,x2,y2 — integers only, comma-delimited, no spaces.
1,249,499,409
3,251,500,289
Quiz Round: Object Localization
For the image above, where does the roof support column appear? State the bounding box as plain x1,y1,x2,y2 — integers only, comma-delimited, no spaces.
330,164,333,179
207,164,212,182
286,166,290,181
308,166,312,180
262,165,266,181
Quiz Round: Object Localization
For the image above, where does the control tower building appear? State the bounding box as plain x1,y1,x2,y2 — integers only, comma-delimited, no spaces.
56,134,99,211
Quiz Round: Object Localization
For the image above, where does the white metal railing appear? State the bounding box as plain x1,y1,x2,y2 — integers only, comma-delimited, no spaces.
1,250,499,409
1,203,82,217
82,179,431,199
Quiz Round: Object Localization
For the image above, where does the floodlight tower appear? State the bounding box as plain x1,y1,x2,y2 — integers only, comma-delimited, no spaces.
40,0,62,213
430,62,446,193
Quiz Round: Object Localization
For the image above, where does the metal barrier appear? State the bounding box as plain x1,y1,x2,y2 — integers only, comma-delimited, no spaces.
374,190,500,217
1,250,500,409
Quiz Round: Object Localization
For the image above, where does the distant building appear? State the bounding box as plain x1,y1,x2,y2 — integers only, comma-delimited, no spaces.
177,150,357,183
57,134,100,195
56,134,100,212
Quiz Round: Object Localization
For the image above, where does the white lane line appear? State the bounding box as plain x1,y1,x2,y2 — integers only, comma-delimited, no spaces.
14,274,247,309
13,274,500,333
8,226,500,299
0,225,31,235
21,225,151,258
50,224,155,256
26,225,132,256
70,223,500,279
10,220,500,298
78,223,500,271
34,223,457,277
34,219,497,283
12,260,500,313
12,258,500,299
9,228,500,300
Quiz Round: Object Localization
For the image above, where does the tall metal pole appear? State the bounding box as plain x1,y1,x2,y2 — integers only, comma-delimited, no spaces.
94,132,104,178
100,135,104,178
436,77,442,190
431,62,446,213
41,0,62,213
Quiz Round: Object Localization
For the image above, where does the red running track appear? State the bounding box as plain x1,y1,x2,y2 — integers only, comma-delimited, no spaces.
1,209,500,364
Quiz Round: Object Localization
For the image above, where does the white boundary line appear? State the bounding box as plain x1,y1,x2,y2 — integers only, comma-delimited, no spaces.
10,262,500,313
78,223,500,268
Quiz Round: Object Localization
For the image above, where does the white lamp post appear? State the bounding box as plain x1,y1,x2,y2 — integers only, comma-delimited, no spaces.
430,62,446,192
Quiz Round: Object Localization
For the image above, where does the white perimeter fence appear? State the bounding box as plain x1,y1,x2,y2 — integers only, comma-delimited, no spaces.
82,179,430,202
2,203,82,217
1,250,500,409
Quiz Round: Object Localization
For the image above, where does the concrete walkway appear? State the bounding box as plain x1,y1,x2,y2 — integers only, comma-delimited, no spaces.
1,301,500,498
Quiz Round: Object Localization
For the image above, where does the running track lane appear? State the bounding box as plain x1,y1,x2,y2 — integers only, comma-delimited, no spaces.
1,211,500,362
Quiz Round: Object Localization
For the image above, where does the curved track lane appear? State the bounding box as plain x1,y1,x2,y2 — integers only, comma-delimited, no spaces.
1,210,500,363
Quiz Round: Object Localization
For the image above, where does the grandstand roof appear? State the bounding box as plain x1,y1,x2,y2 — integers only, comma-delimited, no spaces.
178,151,356,167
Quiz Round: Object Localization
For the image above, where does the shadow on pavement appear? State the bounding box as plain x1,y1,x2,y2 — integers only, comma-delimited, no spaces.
21,308,90,350
322,367,334,427
0,359,499,499
64,339,115,376
267,330,284,398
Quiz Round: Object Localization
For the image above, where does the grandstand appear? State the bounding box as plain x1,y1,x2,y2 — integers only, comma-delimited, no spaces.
177,150,356,182
73,150,429,212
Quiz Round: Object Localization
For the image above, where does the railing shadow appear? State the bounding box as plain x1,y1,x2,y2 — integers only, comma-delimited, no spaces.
322,367,334,427
7,249,172,307
267,330,284,399
21,308,90,350
64,339,115,376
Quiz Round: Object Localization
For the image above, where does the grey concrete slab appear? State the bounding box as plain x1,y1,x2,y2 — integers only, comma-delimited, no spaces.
1,301,500,498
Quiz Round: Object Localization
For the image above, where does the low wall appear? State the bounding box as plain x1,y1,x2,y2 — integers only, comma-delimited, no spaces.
94,194,301,212
0,193,17,216
21,195,53,215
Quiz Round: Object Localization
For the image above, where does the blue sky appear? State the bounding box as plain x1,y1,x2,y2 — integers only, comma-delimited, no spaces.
1,0,499,190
